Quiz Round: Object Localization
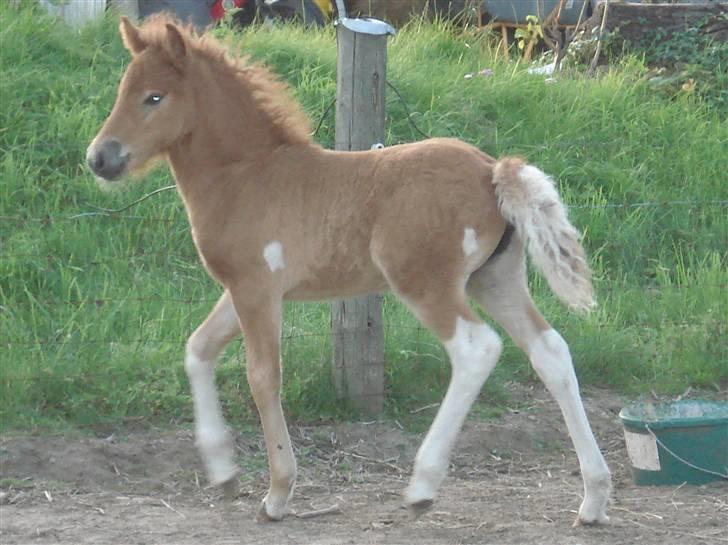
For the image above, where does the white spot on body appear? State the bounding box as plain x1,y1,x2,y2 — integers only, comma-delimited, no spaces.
263,241,285,272
462,227,478,257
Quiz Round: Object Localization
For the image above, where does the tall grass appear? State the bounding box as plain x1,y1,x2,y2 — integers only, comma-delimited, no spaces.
1,3,725,430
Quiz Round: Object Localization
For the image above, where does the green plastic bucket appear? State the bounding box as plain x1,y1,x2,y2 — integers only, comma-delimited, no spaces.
619,400,728,485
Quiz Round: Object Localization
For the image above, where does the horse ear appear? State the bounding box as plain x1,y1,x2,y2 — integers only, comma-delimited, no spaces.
119,16,146,55
164,23,188,65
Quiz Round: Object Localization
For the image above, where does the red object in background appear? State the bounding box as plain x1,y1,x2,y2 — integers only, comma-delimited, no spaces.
210,0,248,20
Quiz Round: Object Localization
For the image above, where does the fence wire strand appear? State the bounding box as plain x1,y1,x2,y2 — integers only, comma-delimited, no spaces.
3,141,725,382
1,199,726,231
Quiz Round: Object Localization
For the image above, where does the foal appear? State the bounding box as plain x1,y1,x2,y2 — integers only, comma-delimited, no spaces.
87,16,611,525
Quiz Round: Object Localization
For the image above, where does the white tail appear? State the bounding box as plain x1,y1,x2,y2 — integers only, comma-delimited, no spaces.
492,158,595,313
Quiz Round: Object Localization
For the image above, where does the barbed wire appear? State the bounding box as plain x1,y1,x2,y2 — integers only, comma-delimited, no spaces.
1,282,725,310
68,185,178,219
1,330,330,346
3,340,724,384
3,97,724,358
569,200,728,210
3,313,724,342
0,214,181,225
4,77,726,223
386,79,431,140
1,198,726,229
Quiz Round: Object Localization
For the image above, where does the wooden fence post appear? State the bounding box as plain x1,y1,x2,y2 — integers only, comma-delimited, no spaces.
331,18,394,415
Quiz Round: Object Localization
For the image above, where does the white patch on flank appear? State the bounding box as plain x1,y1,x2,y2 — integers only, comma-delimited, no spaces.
263,241,285,272
462,227,478,257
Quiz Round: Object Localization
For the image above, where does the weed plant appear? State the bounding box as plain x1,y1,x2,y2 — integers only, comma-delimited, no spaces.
607,22,728,111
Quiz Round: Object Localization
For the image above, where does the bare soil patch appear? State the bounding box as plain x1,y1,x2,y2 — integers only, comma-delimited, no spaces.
2,387,726,545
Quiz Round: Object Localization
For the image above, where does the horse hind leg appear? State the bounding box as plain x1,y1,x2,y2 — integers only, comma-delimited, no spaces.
467,242,611,525
393,291,503,512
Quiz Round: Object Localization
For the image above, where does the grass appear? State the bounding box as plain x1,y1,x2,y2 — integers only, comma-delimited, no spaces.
1,4,726,431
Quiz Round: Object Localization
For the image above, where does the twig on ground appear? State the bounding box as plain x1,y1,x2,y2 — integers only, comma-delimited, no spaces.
670,481,687,510
613,506,664,520
294,504,342,519
160,498,186,518
410,402,440,414
676,386,693,400
74,499,106,515
340,450,405,473
622,515,728,542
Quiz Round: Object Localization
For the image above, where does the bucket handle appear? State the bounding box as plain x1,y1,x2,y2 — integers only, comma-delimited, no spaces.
645,424,728,480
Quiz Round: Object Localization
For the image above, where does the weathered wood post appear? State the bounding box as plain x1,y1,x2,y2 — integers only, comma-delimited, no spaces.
331,11,395,415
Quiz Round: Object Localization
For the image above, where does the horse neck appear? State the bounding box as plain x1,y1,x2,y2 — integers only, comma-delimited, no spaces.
167,58,281,204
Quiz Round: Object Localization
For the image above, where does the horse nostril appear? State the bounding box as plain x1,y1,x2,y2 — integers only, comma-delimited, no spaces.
91,153,105,172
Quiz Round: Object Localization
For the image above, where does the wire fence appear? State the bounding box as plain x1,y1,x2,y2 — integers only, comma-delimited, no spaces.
2,188,726,390
3,197,728,225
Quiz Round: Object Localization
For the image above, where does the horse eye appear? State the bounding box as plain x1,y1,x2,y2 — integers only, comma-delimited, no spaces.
144,93,164,106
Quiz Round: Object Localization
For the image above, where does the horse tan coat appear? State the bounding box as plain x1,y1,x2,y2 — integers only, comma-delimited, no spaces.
87,16,611,526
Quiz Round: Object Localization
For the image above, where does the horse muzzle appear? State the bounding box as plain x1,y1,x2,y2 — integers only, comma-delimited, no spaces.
87,138,130,181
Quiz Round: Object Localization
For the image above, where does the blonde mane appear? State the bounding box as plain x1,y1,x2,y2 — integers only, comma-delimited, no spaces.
136,15,313,146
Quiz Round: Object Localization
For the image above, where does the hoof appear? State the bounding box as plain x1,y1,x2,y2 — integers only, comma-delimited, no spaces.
407,498,434,519
573,513,609,527
574,484,611,527
257,501,286,523
221,477,239,501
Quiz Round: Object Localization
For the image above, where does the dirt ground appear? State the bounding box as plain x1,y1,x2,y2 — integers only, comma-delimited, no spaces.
2,386,726,545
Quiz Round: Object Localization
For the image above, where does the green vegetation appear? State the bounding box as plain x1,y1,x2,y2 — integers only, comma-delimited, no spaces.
608,21,728,110
1,3,726,431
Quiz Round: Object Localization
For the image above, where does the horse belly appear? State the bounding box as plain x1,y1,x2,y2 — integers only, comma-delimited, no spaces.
284,253,387,301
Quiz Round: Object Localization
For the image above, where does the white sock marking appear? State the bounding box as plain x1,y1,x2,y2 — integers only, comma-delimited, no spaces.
407,317,502,504
263,241,285,272
185,351,237,484
528,328,610,522
462,227,478,257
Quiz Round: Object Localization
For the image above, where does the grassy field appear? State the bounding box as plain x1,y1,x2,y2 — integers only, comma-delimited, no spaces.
1,3,726,431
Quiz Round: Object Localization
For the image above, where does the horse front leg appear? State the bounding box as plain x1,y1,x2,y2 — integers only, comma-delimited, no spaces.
232,293,296,521
185,291,241,491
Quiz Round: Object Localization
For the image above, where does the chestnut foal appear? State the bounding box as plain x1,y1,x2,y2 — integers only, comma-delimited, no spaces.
87,16,611,525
